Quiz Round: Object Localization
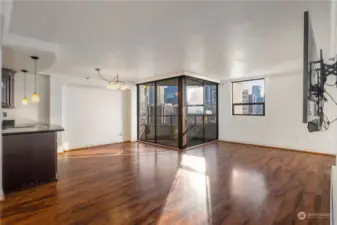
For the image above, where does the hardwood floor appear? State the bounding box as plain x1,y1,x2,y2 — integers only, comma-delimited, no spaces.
0,141,334,225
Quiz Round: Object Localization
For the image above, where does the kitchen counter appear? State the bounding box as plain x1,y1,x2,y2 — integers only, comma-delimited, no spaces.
2,124,64,193
2,124,64,136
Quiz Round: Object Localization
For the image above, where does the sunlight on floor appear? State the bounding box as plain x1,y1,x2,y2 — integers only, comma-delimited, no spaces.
157,154,211,225
181,154,206,173
231,168,268,208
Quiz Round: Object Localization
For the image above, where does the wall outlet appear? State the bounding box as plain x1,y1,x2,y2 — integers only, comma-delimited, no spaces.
119,132,124,136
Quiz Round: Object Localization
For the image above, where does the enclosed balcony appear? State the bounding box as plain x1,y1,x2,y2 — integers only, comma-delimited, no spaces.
137,75,218,149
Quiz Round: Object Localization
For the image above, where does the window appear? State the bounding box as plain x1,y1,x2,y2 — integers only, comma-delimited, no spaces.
186,85,204,114
2,68,15,108
232,79,265,116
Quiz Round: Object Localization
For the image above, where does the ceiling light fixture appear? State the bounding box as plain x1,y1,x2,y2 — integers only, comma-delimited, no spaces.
21,69,29,105
95,68,130,90
31,56,40,103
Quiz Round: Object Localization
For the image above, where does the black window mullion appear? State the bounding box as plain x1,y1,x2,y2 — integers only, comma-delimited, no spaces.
137,85,139,140
154,82,157,143
231,79,265,116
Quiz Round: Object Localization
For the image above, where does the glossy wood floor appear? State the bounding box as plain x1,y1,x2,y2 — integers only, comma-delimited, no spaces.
0,141,334,225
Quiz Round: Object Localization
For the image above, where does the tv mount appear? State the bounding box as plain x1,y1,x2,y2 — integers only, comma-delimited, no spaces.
308,49,337,132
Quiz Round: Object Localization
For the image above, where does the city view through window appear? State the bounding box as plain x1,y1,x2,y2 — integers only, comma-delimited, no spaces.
232,79,265,115
145,85,216,115
138,77,218,148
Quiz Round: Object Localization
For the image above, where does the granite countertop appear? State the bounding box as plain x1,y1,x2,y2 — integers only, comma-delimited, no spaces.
2,124,64,136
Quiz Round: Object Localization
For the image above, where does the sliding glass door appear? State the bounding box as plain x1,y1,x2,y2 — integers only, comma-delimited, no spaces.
138,82,155,142
185,77,205,147
204,82,218,142
156,78,179,148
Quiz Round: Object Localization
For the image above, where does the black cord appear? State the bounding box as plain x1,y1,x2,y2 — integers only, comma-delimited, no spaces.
322,112,330,131
319,90,337,130
330,118,337,124
309,57,337,131
324,90,337,105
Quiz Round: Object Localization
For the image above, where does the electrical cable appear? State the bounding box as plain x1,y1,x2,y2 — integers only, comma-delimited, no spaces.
308,54,337,132
330,117,337,124
324,90,337,106
317,90,337,130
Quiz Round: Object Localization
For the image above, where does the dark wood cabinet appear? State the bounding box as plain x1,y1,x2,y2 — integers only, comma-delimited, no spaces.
2,68,15,108
2,132,57,193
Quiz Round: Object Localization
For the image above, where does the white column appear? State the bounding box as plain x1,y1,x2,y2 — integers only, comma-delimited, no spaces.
0,11,4,200
130,85,138,141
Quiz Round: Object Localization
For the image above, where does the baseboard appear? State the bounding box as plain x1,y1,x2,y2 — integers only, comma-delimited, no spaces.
64,141,132,152
184,140,219,151
57,146,65,154
219,140,336,157
136,140,219,151
0,189,5,201
136,140,181,151
331,166,337,224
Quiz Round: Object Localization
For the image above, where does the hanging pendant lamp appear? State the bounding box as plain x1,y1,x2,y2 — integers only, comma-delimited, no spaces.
31,56,40,103
21,69,29,105
95,69,130,90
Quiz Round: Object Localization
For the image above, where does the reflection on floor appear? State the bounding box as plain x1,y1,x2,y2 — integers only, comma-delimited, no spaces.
61,142,169,158
140,139,214,148
0,141,334,225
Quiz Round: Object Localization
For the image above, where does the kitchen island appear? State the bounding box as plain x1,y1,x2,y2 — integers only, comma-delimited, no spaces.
2,125,64,193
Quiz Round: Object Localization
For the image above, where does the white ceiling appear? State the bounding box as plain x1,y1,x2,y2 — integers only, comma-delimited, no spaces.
3,1,333,81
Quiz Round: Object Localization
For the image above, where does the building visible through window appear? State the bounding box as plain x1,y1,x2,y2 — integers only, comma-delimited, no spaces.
232,79,265,116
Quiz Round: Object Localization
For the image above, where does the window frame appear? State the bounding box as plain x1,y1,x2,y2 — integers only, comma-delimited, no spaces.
231,78,265,116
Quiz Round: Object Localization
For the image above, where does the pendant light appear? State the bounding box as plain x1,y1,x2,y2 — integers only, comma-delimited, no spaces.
95,68,130,90
21,69,29,105
31,56,40,103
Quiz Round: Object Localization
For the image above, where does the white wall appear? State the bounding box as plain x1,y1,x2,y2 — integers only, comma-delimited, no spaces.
219,73,337,155
3,73,50,125
49,75,64,151
50,74,132,152
122,89,131,142
62,85,124,150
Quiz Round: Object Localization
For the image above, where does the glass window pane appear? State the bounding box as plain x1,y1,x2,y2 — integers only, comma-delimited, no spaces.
204,115,217,141
204,84,217,115
186,115,204,147
185,78,204,147
138,83,155,142
232,79,265,104
233,104,264,115
186,86,204,105
187,106,204,114
156,78,179,148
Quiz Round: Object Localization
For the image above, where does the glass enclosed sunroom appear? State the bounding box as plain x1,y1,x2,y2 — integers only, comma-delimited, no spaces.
137,75,218,149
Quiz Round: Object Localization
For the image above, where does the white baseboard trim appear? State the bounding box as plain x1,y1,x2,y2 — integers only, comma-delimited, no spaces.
57,146,64,153
331,166,336,225
218,139,334,156
0,189,5,201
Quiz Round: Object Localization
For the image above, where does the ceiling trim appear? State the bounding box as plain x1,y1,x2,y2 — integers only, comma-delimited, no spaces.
3,33,58,53
219,70,300,85
135,71,220,84
1,0,13,36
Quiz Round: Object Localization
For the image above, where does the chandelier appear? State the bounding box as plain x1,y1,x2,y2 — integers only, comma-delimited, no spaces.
95,68,130,90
